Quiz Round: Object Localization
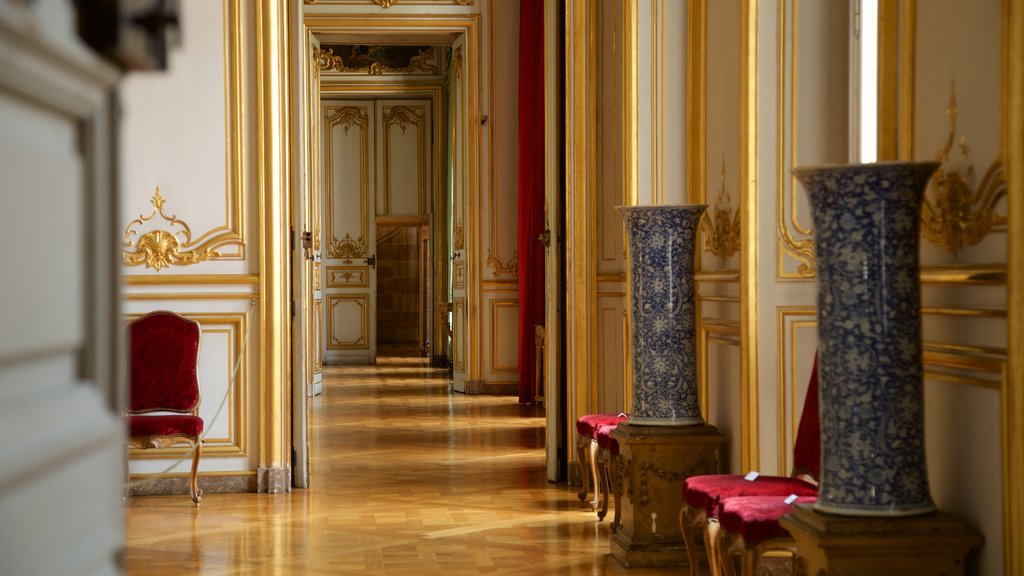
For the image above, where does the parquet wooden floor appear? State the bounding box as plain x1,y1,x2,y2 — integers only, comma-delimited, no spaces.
123,357,680,575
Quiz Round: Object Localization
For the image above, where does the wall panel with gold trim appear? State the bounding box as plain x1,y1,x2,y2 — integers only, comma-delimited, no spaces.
886,1,1009,571
119,0,267,484
124,296,259,474
120,0,248,273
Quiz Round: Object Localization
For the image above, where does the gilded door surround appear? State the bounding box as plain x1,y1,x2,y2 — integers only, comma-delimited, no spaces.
307,12,480,380
255,0,293,486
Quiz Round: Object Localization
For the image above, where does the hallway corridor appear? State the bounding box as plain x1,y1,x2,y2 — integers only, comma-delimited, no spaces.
123,357,666,575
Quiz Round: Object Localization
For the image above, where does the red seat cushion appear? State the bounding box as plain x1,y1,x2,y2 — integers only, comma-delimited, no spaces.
575,413,628,439
594,423,621,455
718,495,817,544
683,475,818,517
126,415,204,439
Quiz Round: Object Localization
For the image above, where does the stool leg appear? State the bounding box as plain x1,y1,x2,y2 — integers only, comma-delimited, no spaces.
680,505,704,576
576,434,590,502
597,448,610,520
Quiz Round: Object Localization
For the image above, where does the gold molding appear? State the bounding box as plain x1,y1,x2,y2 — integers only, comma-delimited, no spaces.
316,46,439,75
486,249,518,277
701,158,741,260
374,0,398,8
381,104,428,215
919,263,1007,285
776,0,816,279
453,218,465,251
922,82,1008,255
688,0,707,206
488,299,518,375
776,307,817,476
327,233,369,258
326,295,369,349
898,0,916,160
326,265,369,288
123,188,244,271
324,104,371,258
124,274,260,286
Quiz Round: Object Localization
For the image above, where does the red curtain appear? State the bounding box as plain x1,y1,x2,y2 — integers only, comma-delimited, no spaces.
517,0,545,404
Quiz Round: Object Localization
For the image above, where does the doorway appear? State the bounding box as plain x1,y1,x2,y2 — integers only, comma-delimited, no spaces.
376,222,430,358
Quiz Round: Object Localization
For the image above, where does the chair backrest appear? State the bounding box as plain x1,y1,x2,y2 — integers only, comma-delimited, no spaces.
126,311,201,414
790,350,820,481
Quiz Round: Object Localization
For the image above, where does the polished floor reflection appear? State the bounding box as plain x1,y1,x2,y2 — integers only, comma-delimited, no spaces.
123,357,672,575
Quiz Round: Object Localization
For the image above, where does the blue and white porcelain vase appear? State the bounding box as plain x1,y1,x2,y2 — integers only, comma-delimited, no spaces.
617,204,706,426
793,161,940,517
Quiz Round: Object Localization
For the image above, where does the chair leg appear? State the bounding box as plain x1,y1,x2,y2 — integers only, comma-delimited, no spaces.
680,505,705,576
189,441,203,506
576,434,590,502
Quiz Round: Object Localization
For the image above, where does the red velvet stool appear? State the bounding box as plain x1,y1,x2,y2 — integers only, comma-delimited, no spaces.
717,495,818,576
575,413,628,513
594,421,624,529
680,352,820,576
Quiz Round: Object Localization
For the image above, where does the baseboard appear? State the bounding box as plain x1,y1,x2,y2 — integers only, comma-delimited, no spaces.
127,472,258,496
455,379,518,395
258,466,291,493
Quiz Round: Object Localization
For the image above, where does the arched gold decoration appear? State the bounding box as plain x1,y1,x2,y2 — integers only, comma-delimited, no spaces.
328,233,369,258
123,187,242,271
382,105,423,135
701,159,741,260
487,249,518,277
922,82,1008,255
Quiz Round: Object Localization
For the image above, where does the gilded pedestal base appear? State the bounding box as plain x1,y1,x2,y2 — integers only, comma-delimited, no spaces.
610,423,725,568
779,503,983,576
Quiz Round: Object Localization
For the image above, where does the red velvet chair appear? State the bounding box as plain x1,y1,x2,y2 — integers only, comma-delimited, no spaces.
575,413,628,516
125,311,204,506
680,352,820,576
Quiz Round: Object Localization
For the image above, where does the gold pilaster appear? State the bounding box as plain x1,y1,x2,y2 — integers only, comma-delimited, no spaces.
877,0,899,161
256,0,292,483
622,0,637,413
566,0,597,446
739,0,759,473
898,0,916,160
1003,0,1023,571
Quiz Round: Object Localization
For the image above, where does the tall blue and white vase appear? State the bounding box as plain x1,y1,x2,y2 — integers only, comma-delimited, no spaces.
793,162,940,516
617,205,707,426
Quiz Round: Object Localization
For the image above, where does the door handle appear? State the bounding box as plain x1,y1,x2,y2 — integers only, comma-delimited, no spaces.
367,255,376,268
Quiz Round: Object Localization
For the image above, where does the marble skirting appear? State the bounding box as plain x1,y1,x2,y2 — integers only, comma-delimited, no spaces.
127,474,257,497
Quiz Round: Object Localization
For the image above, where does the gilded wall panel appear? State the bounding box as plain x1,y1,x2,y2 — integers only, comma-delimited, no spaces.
775,307,817,477
327,295,369,349
379,102,429,215
597,295,626,413
484,0,520,279
775,0,849,280
120,0,247,271
327,265,369,287
486,297,518,376
324,103,372,257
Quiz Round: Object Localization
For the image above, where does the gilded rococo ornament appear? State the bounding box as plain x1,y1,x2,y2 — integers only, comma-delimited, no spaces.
328,233,369,259
921,81,1007,256
123,187,240,271
700,159,741,260
315,46,438,76
486,249,518,277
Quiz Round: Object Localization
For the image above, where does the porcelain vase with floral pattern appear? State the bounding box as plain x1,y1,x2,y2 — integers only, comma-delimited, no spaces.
794,161,940,516
617,205,706,426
